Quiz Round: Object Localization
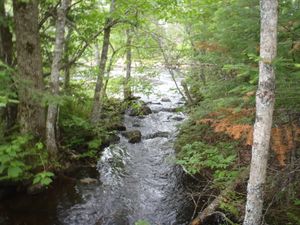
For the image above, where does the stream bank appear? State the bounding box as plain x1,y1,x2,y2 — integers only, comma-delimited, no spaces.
0,73,204,225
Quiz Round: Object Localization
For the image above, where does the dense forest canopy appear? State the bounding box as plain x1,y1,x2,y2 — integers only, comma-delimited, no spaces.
0,0,299,224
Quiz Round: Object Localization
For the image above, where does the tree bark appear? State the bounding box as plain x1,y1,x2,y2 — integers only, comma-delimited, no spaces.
243,1,278,224
124,28,133,100
90,0,115,123
64,27,73,92
46,0,70,156
0,0,17,130
0,1,12,66
13,0,45,137
181,80,194,105
103,43,121,96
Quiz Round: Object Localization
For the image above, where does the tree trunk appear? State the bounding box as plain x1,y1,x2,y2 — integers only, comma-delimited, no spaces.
64,27,73,92
243,1,278,224
156,36,187,102
181,80,194,105
90,0,115,123
0,0,17,130
103,43,120,97
124,28,133,100
0,1,12,66
13,0,45,137
46,0,70,156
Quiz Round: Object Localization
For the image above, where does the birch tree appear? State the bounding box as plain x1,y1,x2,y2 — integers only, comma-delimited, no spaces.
90,0,115,123
46,0,71,156
124,27,133,100
243,0,278,224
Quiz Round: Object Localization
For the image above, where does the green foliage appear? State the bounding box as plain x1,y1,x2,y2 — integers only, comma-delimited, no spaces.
0,135,49,182
176,141,236,182
0,135,31,180
33,171,54,186
88,139,102,150
219,191,244,218
0,60,17,108
286,212,300,225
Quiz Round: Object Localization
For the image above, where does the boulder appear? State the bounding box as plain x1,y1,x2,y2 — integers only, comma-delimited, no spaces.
109,123,126,131
160,108,178,112
107,134,121,144
132,122,141,127
161,97,171,102
127,100,152,116
121,130,142,143
171,116,184,121
144,131,170,139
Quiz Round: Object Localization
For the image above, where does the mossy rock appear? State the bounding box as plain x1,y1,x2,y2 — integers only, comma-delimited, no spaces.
127,100,152,116
121,130,142,143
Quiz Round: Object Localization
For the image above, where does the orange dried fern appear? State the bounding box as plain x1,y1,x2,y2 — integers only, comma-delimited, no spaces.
198,108,299,166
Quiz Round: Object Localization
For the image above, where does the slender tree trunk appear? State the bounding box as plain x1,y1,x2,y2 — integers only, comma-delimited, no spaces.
124,28,133,100
94,42,107,111
46,0,70,156
13,0,45,137
64,27,73,92
243,1,278,224
90,0,115,123
0,1,12,66
156,37,187,102
181,80,194,105
103,44,120,96
0,0,17,130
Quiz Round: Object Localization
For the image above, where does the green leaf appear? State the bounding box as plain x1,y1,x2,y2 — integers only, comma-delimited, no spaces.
35,142,44,150
7,166,22,178
33,171,54,186
0,165,5,174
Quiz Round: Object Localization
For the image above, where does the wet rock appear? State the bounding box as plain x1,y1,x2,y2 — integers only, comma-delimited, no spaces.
121,130,142,143
109,123,126,131
161,108,178,112
80,177,98,184
107,134,121,144
171,116,184,121
27,183,46,195
161,97,171,102
132,122,140,127
144,131,170,139
127,100,152,116
102,134,120,147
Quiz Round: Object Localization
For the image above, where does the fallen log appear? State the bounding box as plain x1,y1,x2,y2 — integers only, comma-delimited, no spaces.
190,167,249,225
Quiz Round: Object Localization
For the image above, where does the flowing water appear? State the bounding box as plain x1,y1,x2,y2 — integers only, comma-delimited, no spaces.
0,73,198,225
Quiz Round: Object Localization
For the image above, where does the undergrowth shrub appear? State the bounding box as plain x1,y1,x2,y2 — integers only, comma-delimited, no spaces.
0,134,54,186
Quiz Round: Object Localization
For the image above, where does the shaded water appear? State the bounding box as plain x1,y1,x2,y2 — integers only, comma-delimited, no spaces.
0,73,198,225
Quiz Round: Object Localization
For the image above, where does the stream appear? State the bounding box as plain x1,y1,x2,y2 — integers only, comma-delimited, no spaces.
0,72,199,225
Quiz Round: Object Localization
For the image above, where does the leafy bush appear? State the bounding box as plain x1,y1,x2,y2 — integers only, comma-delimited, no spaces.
0,135,53,185
177,142,236,178
33,171,54,186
